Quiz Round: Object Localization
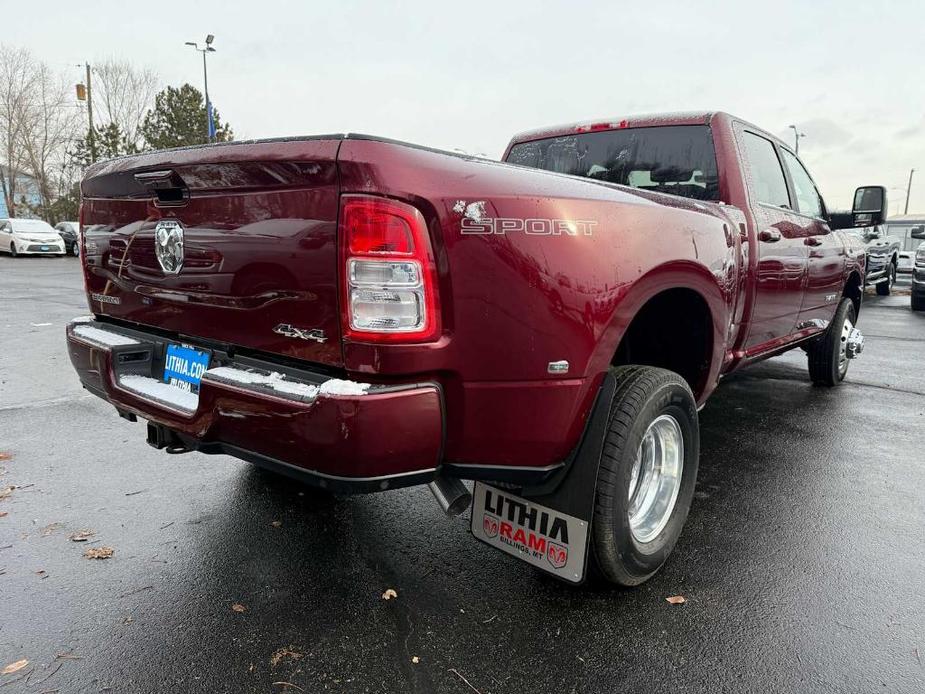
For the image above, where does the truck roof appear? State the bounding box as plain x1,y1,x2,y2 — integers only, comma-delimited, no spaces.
507,111,787,150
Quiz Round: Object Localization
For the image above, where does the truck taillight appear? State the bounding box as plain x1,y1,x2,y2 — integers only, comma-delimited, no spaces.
339,195,440,342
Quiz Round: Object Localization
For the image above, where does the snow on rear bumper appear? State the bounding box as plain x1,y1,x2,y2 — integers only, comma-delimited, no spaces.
66,319,444,490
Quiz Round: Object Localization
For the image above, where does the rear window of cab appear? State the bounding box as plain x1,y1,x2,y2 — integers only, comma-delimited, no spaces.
506,125,720,202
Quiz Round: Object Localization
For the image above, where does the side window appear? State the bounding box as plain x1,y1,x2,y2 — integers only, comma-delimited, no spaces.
743,132,790,208
781,149,823,219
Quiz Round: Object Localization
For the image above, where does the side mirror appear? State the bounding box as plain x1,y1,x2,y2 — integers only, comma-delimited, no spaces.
911,225,925,240
851,186,887,227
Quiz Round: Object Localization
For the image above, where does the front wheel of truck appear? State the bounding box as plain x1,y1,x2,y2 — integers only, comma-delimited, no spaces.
807,298,856,386
590,366,699,587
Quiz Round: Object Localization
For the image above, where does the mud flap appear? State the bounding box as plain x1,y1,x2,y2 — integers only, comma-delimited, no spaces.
470,372,617,584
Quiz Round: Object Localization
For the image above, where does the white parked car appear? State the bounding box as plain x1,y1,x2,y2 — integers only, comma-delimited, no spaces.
0,218,66,257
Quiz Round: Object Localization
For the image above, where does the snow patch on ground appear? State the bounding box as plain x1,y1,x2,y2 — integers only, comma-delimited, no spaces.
205,367,372,400
119,375,199,412
73,325,139,347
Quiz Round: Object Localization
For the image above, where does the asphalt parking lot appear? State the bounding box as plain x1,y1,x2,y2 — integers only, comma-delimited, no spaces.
1,256,924,693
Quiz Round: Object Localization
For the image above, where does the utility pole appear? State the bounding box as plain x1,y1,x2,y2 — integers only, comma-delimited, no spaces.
905,168,915,215
185,35,216,143
85,63,97,163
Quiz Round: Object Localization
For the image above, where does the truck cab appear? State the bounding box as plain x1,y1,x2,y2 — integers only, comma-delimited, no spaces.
503,112,870,366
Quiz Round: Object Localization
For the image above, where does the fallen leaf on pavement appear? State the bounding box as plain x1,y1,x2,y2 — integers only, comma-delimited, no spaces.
269,647,303,668
0,511,7,518
231,603,247,613
84,547,114,560
0,452,11,461
665,595,687,605
54,652,82,660
0,486,14,500
1,659,28,674
271,520,282,528
41,523,64,537
381,588,398,600
68,530,95,542
411,656,420,664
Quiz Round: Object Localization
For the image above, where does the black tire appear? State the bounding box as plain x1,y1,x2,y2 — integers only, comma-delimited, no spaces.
876,262,896,296
590,366,700,586
9,242,17,258
70,242,80,257
807,298,856,386
912,294,925,312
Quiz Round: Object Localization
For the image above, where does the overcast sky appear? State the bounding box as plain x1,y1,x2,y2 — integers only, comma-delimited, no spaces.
6,0,924,212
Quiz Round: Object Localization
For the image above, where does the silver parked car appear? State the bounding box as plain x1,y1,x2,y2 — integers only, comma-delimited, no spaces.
911,226,925,311
883,215,925,273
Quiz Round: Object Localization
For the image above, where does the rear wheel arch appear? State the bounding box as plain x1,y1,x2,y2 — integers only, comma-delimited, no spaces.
609,286,717,402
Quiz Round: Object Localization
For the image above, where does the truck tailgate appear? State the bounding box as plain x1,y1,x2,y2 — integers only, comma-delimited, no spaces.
80,137,344,367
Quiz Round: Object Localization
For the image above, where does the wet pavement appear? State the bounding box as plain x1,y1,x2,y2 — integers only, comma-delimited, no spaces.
1,256,923,693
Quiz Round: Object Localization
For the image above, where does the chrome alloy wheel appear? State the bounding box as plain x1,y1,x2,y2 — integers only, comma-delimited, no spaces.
627,414,684,544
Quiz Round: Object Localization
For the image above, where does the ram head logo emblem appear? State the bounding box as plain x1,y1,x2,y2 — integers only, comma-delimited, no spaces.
154,219,184,274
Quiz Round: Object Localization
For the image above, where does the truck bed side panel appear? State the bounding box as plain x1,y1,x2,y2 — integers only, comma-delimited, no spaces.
337,139,738,468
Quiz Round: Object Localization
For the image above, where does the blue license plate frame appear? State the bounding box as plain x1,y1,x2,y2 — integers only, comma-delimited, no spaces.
163,344,211,394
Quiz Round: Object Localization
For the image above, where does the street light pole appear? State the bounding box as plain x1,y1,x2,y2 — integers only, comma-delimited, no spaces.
185,35,217,143
202,50,210,141
905,168,915,215
788,124,805,155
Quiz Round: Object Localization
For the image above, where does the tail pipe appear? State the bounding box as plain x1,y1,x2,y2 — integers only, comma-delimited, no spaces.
428,476,471,516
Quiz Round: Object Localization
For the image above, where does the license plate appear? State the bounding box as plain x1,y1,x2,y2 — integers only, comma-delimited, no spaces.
470,482,589,583
41,245,49,251
163,344,211,394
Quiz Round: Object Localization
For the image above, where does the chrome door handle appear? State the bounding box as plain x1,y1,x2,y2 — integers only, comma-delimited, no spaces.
759,229,781,243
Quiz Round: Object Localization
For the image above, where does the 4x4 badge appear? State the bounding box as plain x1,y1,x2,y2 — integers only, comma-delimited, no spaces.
273,323,328,343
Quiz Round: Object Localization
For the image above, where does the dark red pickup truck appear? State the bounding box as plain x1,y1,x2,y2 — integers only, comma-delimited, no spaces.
67,112,883,585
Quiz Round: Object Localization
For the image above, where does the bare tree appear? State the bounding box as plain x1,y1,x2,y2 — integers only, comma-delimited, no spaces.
18,61,81,220
92,58,159,149
0,45,35,216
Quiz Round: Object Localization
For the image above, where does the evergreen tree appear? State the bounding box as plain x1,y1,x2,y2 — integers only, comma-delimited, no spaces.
140,84,233,150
